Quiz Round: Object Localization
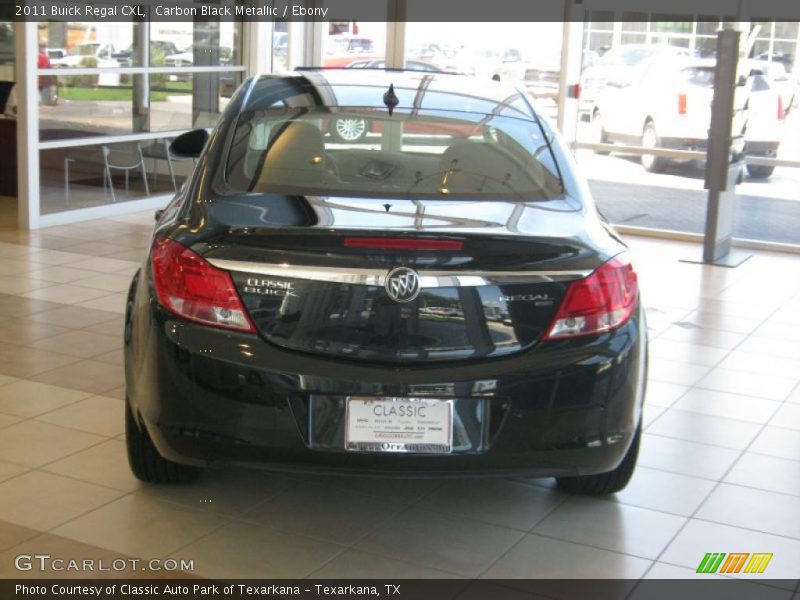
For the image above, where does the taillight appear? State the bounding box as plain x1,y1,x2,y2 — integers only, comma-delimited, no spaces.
778,96,785,121
150,237,255,333
678,92,687,115
543,254,638,340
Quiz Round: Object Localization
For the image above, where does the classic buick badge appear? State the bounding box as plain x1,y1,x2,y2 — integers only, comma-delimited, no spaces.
384,267,420,303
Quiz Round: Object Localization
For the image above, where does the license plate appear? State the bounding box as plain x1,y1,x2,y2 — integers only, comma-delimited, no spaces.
345,397,453,454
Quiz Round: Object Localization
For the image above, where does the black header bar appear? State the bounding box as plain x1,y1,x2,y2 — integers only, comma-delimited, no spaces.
3,0,800,22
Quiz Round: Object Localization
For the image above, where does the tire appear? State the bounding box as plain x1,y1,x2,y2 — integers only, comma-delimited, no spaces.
331,117,368,143
591,111,611,155
126,398,201,484
641,121,667,173
746,164,775,180
556,424,641,495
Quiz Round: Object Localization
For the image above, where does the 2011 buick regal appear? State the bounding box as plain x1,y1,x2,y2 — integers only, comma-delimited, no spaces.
124,70,647,494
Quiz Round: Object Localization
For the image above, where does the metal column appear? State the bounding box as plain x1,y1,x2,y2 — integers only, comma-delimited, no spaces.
685,28,751,268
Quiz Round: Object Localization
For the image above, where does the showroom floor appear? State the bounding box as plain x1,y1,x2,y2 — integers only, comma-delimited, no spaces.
0,205,798,591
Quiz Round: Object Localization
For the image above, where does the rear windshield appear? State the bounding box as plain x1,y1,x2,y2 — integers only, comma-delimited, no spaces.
224,104,564,201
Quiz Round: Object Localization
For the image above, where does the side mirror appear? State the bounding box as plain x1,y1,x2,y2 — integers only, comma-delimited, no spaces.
170,129,209,158
154,209,164,222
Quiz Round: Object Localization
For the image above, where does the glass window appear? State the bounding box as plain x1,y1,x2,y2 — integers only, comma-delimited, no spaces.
621,18,649,32
321,22,386,68
40,139,194,215
224,89,563,202
37,20,244,214
272,24,289,72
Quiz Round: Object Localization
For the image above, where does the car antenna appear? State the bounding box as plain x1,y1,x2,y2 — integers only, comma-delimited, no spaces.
383,83,399,116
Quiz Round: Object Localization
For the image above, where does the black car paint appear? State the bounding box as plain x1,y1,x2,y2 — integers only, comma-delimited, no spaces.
125,71,646,477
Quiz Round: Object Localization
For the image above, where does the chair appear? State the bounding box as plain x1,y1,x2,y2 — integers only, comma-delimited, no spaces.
142,139,178,191
101,143,150,202
64,142,150,206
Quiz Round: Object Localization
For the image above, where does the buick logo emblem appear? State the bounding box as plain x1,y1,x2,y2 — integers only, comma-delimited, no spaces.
384,267,420,303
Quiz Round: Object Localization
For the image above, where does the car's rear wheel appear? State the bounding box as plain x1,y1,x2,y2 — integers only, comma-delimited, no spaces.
556,423,641,495
590,110,611,155
641,121,667,173
126,398,200,484
746,164,775,179
331,117,368,143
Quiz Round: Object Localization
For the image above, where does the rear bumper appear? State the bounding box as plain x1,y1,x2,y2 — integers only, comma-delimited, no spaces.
126,292,647,478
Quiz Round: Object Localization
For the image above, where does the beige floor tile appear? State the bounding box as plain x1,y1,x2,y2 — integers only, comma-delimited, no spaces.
696,483,800,540
646,409,762,449
43,439,141,492
788,384,800,405
657,325,746,350
533,496,686,560
52,494,228,557
310,549,462,579
0,533,145,579
0,380,92,418
769,403,800,431
415,479,567,532
0,471,123,530
0,461,28,483
29,305,119,330
0,420,106,467
648,358,710,386
241,480,406,545
649,339,729,367
0,276,55,295
642,562,726,579
724,453,800,497
0,520,41,552
94,349,124,366
638,434,741,481
356,507,524,577
644,381,689,408
750,426,800,461
0,412,21,430
679,311,763,335
180,520,344,579
63,256,139,274
27,330,121,360
22,284,112,305
83,318,124,337
611,467,716,517
717,351,800,378
76,293,127,314
642,404,666,428
0,345,82,378
695,368,798,402
482,534,651,579
671,388,782,425
0,260,35,277
660,520,800,584
30,360,124,395
75,273,137,293
0,374,17,386
0,296,65,318
136,467,291,517
67,241,130,257
36,395,124,437
27,265,100,284
736,336,800,362
294,474,444,504
104,385,126,401
0,318,72,344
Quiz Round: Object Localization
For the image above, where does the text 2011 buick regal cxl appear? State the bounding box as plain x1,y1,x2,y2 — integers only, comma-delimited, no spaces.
124,69,648,495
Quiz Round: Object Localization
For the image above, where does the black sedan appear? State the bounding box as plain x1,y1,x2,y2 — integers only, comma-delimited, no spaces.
125,70,648,495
